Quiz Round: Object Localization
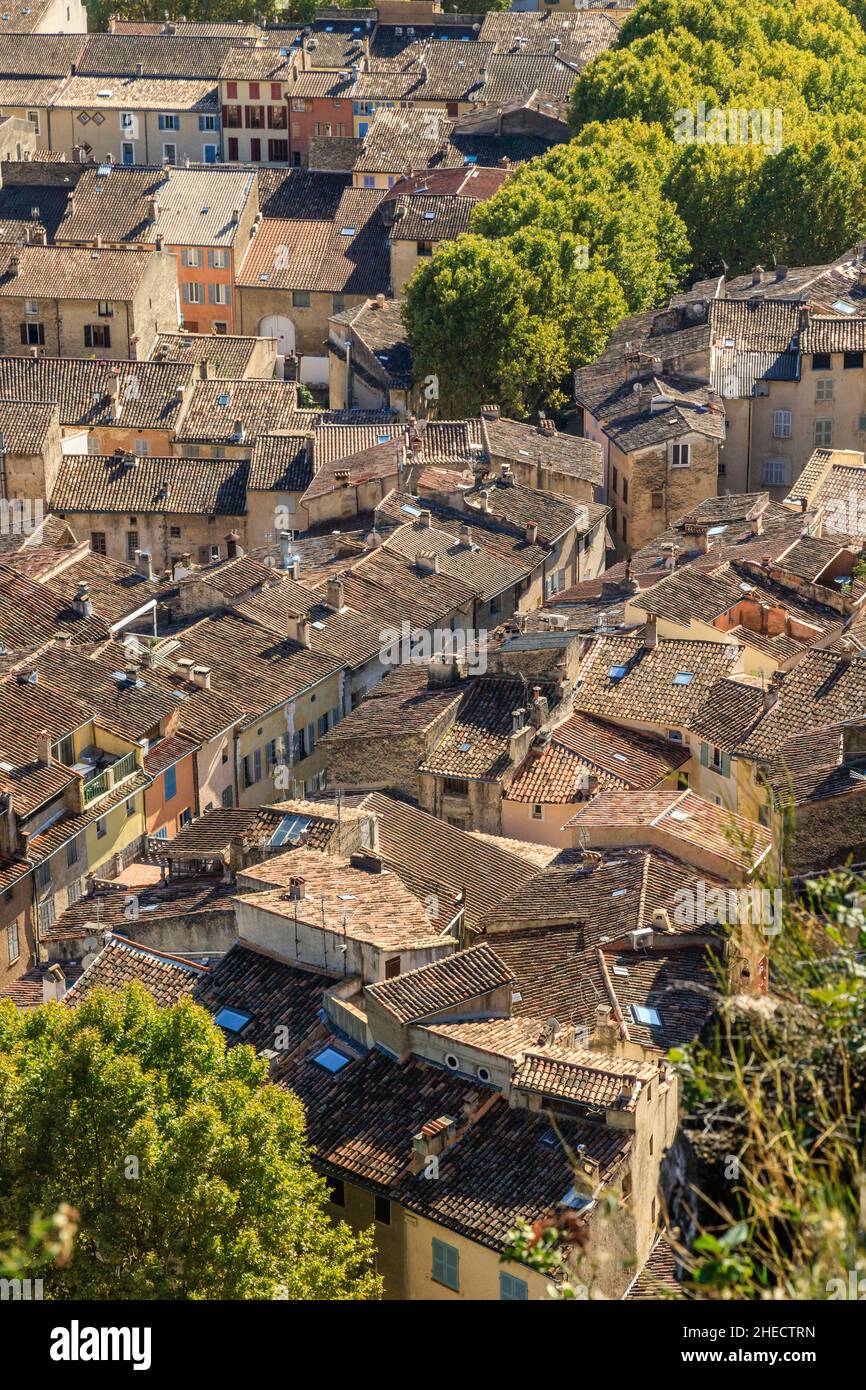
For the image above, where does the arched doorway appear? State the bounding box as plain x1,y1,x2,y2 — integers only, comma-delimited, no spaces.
258,314,295,357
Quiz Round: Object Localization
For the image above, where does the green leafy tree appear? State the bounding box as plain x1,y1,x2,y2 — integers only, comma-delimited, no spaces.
0,986,381,1300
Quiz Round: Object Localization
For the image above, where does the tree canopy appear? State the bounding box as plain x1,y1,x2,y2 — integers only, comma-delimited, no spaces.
406,0,866,418
0,986,381,1300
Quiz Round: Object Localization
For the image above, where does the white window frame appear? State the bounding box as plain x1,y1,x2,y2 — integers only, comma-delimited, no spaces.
670,442,691,468
772,409,792,439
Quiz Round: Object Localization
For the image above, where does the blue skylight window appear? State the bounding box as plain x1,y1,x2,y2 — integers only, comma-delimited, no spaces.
215,1007,251,1033
608,664,628,681
314,1046,351,1074
629,1004,662,1028
673,671,694,685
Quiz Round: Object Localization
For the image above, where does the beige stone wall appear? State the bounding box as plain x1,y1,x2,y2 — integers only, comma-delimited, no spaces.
610,432,720,557
0,116,41,160
4,413,63,505
49,506,248,572
238,284,368,360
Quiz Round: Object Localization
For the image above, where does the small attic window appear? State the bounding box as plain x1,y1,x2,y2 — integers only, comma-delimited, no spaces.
613,752,627,762
376,432,390,443
832,300,856,314
562,1188,594,1212
539,1128,557,1148
608,664,628,681
217,393,230,406
611,888,627,898
340,226,355,236
673,671,694,685
629,1004,662,1028
612,964,629,977
313,1045,351,1073
214,1006,251,1033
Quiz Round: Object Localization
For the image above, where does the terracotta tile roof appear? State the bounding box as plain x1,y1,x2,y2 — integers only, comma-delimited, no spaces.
64,935,206,1008
688,678,767,750
236,583,384,671
396,1099,631,1251
237,189,389,296
50,453,249,517
0,564,110,650
341,546,476,629
565,788,773,877
248,434,312,492
319,663,469,745
46,879,238,943
478,9,619,62
359,791,539,930
156,612,343,715
77,32,241,78
54,164,257,248
301,438,404,506
421,1015,546,1059
464,475,579,546
256,167,350,220
0,356,195,430
383,519,525,601
365,943,514,1025
0,960,82,1009
143,731,198,777
740,648,866,759
510,713,688,801
483,415,603,484
5,546,158,631
0,244,159,300
574,634,743,728
421,676,560,781
785,447,866,511
192,941,335,1065
0,31,88,73
513,1047,656,1110
57,73,220,113
626,1236,684,1299
281,1047,481,1191
600,939,720,1050
150,333,263,377
176,378,299,444
236,847,442,951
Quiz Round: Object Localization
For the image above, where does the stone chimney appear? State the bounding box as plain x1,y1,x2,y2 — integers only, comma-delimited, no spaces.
326,577,345,611
525,521,538,545
751,265,766,285
428,655,460,688
42,963,67,1003
480,404,500,420
417,508,432,527
511,707,525,733
458,523,473,547
36,728,52,765
134,548,153,581
643,614,658,648
72,583,93,618
278,530,293,571
529,687,549,729
415,551,440,574
592,1003,619,1052
225,531,243,560
191,665,212,689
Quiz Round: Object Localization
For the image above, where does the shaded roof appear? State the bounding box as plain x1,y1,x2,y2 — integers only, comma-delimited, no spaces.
359,791,539,931
50,454,249,517
0,356,194,430
421,676,560,781
176,378,299,444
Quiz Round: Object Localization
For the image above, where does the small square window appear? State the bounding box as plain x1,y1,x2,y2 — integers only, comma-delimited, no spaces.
313,1045,351,1073
214,1006,251,1033
374,1195,391,1225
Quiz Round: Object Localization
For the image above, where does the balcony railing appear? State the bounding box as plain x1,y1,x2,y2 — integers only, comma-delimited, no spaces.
82,750,138,806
